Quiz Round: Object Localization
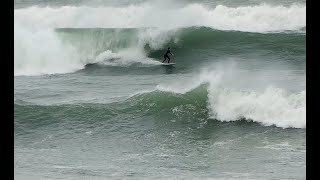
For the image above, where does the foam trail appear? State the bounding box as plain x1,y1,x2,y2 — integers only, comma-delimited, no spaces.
94,49,161,66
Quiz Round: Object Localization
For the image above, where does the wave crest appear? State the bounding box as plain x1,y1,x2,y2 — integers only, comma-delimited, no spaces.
14,3,305,76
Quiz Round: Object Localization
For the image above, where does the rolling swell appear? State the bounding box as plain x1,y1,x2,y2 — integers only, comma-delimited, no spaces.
15,83,305,129
54,27,306,69
14,84,209,123
14,85,209,136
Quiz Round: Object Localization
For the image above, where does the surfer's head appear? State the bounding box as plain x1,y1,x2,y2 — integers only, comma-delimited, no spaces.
168,47,170,50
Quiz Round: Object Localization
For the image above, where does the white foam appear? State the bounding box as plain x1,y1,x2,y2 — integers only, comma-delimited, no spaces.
14,22,83,76
156,62,306,129
94,48,161,66
14,3,305,32
207,86,305,128
202,62,305,128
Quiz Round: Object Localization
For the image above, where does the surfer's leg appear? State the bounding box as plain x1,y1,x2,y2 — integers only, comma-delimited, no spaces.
167,56,170,63
162,55,167,63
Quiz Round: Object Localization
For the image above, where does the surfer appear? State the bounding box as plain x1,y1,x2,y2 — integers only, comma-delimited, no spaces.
162,47,173,63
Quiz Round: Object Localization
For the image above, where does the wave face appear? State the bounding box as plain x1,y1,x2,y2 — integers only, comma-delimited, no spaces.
127,87,305,129
54,27,305,53
14,2,305,76
153,68,305,129
14,84,306,129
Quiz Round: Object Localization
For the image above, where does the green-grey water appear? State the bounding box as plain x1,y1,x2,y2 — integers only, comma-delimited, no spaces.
14,0,306,179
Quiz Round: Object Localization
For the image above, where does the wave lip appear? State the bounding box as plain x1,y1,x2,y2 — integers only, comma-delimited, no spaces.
208,87,306,129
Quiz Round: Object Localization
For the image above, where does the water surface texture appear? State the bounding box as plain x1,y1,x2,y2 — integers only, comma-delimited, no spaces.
14,0,306,179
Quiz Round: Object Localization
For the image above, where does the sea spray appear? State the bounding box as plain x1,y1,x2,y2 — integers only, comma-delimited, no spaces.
155,62,306,128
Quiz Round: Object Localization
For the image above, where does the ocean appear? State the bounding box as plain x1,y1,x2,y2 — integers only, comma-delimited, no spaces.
14,0,306,179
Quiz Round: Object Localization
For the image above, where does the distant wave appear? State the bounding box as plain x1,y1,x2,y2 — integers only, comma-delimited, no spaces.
14,3,305,32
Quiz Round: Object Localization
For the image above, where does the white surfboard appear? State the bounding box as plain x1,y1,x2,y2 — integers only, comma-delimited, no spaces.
161,63,175,66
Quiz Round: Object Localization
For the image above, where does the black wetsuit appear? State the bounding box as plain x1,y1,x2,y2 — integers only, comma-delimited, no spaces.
162,49,172,63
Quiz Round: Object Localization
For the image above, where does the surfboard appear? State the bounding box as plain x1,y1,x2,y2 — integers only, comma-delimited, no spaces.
85,63,97,67
161,63,175,66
